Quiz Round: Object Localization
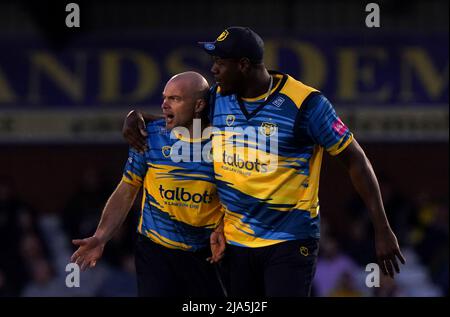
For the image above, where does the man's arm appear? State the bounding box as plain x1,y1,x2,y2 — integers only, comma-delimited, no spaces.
122,110,162,152
94,180,140,243
208,217,226,263
71,180,140,270
336,139,406,277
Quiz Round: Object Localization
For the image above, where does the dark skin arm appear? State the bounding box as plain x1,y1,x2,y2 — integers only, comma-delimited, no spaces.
122,110,162,152
336,138,406,278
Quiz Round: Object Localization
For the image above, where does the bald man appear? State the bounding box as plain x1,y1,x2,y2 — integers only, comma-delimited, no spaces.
71,72,225,297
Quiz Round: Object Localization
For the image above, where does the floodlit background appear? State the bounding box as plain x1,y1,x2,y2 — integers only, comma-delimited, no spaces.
0,0,448,297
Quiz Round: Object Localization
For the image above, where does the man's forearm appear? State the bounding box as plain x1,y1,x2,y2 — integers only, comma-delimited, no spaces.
347,152,391,231
94,181,139,243
338,140,391,232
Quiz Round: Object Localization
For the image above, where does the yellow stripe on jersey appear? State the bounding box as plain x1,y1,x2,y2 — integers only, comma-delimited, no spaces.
279,74,318,109
122,171,143,187
224,208,286,248
327,134,354,156
241,74,284,102
144,228,192,251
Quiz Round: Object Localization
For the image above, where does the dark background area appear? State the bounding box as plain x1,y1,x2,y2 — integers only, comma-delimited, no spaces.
0,0,448,297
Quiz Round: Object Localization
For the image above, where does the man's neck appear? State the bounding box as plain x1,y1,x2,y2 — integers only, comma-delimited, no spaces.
186,118,209,139
240,68,272,99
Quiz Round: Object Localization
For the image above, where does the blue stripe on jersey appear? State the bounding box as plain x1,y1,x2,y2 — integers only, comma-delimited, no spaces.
122,119,222,251
215,178,320,241
304,94,351,150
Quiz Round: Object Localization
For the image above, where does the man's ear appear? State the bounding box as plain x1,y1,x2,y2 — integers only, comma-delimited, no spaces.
238,57,251,73
195,99,207,114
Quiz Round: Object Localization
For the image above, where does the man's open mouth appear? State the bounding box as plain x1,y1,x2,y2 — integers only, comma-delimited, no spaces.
165,114,174,123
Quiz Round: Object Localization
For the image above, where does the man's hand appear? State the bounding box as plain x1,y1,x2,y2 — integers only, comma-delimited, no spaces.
207,223,226,264
71,236,105,271
374,227,406,278
122,110,148,153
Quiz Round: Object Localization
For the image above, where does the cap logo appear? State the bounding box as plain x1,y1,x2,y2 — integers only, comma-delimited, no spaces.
216,30,229,42
204,43,216,51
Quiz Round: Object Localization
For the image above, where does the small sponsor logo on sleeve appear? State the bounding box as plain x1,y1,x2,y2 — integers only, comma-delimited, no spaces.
332,118,348,136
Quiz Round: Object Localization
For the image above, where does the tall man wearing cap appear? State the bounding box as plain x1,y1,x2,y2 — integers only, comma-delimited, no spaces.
123,27,405,297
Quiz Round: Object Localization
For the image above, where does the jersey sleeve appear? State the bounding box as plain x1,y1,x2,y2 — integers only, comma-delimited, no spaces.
305,94,353,156
122,147,146,187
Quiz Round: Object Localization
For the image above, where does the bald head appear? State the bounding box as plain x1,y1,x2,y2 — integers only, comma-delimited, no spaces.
168,71,209,101
162,71,210,130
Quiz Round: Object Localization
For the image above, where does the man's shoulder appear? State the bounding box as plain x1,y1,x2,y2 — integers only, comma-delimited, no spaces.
145,119,171,146
278,74,320,108
147,118,166,132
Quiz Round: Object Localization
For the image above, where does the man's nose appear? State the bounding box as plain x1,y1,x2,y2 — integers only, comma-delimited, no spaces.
210,63,219,75
161,99,169,110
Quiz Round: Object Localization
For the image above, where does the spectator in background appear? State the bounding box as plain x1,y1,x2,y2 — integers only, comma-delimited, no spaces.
62,168,112,239
313,237,361,296
0,177,48,296
373,274,406,297
341,216,374,266
328,271,364,297
21,258,57,297
412,195,449,295
0,270,11,296
62,168,137,271
341,176,415,268
377,177,416,246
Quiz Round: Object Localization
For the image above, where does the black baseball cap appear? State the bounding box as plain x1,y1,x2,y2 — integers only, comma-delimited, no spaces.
198,26,264,63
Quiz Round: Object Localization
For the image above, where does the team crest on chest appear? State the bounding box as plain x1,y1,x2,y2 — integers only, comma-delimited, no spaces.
260,122,277,137
162,145,172,158
226,114,235,126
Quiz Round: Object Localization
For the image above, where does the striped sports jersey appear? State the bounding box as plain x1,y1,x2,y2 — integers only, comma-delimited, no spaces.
122,119,223,251
210,71,353,248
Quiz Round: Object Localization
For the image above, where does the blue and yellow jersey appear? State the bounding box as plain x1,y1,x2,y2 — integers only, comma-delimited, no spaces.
210,71,353,248
122,119,223,251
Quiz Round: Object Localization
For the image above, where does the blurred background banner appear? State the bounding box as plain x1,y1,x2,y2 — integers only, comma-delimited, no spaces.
0,35,447,142
0,35,447,107
0,0,448,298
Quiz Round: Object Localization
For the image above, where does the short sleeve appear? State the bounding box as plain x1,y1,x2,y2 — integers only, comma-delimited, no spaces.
122,147,146,187
304,94,353,156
